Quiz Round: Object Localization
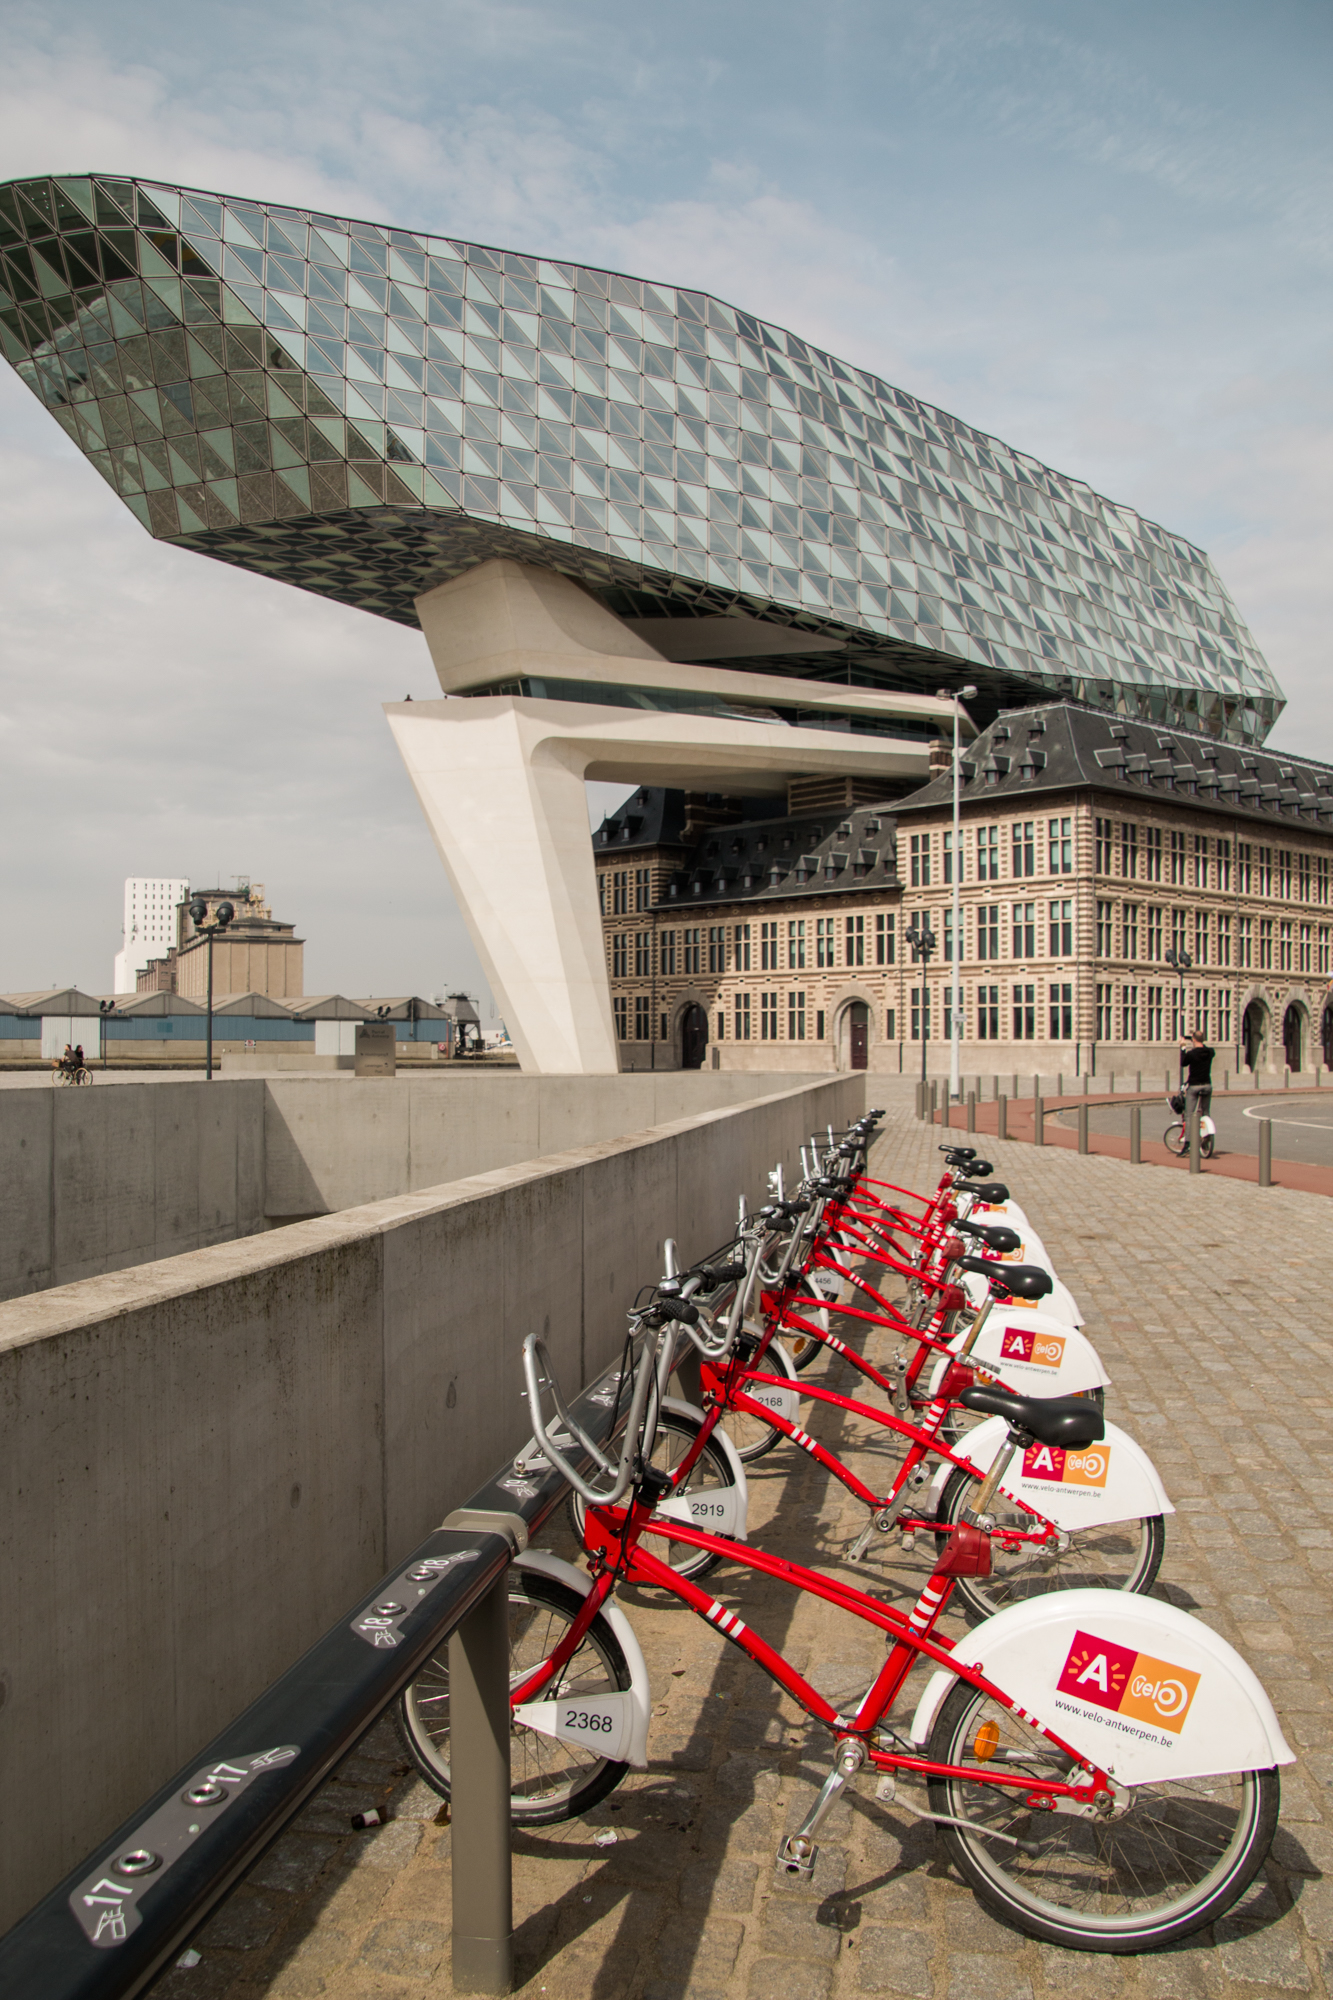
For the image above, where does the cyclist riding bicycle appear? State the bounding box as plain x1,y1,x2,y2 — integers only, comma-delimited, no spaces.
1179,1030,1214,1127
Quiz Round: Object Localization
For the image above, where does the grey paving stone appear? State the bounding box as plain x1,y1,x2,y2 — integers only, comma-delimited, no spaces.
944,1952,1034,2000
1216,1915,1313,1989
246,1831,342,1896
759,1893,843,1960
679,1856,759,1912
195,1885,284,1952
356,1914,450,1977
850,1924,934,1995
747,1957,835,1999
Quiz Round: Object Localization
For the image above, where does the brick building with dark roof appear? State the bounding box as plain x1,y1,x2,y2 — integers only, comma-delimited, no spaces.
597,704,1333,1075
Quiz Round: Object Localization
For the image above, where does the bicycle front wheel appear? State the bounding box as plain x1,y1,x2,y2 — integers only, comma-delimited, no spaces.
933,1466,1164,1622
926,1679,1279,1951
398,1572,631,1824
569,1409,741,1579
1162,1123,1188,1156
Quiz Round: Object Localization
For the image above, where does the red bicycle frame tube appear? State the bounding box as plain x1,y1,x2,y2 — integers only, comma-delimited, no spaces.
519,1493,1103,1810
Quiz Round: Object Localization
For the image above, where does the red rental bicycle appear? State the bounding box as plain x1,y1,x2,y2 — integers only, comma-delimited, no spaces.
398,1312,1289,1954
653,1224,1167,1618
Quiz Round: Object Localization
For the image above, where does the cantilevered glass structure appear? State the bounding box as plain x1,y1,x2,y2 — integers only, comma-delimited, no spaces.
0,174,1283,743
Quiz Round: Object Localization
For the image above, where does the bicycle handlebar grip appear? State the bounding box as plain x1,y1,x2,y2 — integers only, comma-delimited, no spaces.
656,1295,701,1327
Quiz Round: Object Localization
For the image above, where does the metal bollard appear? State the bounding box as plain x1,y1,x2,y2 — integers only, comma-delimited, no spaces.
966,1090,976,1133
1109,1071,1115,1095
1135,1070,1142,1093
1130,1103,1141,1164
1259,1118,1272,1186
1188,1106,1201,1175
1012,1073,1019,1098
998,1094,1008,1141
450,1574,516,1994
1033,1094,1044,1145
1083,1071,1091,1094
1285,1066,1291,1089
1056,1071,1064,1098
1032,1073,1039,1100
1078,1102,1089,1153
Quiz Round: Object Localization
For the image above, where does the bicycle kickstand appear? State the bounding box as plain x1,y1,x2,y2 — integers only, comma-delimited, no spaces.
776,1739,866,1878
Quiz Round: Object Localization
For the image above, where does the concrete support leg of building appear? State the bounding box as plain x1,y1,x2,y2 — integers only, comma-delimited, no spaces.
388,561,943,1076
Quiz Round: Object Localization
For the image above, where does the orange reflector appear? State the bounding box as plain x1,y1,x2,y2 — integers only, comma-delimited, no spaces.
973,1720,1000,1762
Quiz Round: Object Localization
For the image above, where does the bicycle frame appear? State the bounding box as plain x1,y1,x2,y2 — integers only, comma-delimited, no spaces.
511,1484,1109,1815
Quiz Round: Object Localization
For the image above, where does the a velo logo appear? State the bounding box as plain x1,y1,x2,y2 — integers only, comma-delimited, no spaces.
999,1326,1066,1368
1056,1631,1200,1734
1022,1442,1109,1487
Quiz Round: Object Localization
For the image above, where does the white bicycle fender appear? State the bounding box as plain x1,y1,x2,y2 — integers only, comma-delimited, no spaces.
965,1312,1111,1394
909,1587,1292,1785
729,1340,801,1431
656,1396,749,1542
964,1197,1033,1234
515,1551,651,1767
927,1414,1172,1528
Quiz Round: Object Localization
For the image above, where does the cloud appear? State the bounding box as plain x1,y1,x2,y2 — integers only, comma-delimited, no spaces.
1,3,1330,1012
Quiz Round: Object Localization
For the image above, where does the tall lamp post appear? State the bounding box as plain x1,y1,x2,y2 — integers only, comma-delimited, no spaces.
1165,946,1193,1058
903,919,938,1083
937,683,978,1101
189,897,234,1081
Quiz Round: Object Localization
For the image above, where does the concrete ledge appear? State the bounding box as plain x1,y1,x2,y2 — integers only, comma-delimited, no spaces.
0,1068,845,1302
0,1073,862,1929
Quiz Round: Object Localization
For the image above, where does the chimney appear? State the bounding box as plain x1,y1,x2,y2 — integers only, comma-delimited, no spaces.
928,737,952,778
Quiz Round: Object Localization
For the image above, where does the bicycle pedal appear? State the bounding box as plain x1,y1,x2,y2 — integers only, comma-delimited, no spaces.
776,1834,818,1878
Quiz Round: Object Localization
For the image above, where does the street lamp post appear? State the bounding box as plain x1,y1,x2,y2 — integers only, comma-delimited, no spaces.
903,919,938,1083
937,684,977,1101
1165,946,1193,1055
189,897,234,1081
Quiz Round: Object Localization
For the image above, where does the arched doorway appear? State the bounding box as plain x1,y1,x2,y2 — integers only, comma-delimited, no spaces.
1283,1003,1304,1073
1242,1000,1267,1072
680,1003,708,1071
848,1001,869,1071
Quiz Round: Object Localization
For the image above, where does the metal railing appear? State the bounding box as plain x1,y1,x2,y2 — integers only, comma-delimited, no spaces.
0,1350,632,1999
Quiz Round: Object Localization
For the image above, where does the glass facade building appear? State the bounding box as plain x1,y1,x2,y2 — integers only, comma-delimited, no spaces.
0,173,1284,743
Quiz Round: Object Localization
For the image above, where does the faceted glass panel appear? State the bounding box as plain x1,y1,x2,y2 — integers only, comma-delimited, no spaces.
0,174,1284,742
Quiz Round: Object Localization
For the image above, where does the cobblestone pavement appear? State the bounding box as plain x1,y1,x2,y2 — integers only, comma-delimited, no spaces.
150,1086,1333,1999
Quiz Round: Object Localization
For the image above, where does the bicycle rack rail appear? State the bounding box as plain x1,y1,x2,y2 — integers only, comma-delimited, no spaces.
0,1350,633,2000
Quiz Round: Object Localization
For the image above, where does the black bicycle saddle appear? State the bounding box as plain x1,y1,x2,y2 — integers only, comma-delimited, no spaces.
959,1384,1103,1449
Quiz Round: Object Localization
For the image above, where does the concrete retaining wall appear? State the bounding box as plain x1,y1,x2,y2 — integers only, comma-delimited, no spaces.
0,1079,268,1300
0,1074,863,1928
0,1070,842,1301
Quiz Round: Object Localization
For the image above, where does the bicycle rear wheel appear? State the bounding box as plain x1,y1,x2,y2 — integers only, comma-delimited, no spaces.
926,1679,1279,1951
398,1572,631,1824
932,1466,1164,1622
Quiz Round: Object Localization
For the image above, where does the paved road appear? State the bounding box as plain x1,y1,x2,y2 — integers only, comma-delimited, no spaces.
146,1096,1333,2000
1051,1090,1333,1168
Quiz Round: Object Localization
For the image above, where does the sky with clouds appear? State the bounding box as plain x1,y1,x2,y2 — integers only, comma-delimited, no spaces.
1,0,1328,1000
